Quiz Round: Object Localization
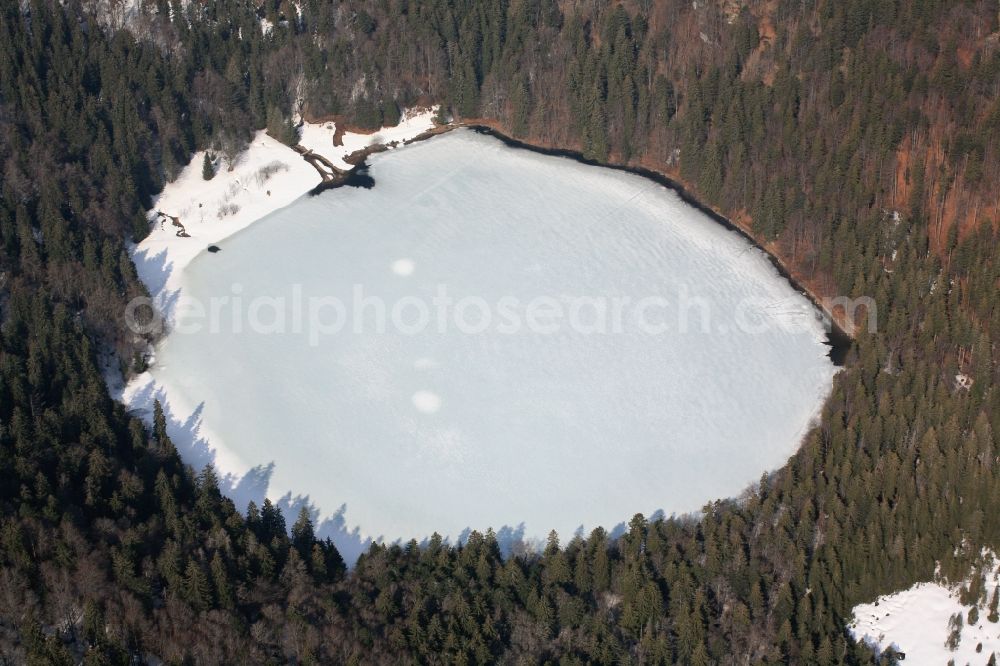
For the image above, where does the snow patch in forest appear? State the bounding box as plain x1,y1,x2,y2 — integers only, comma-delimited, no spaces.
850,557,1000,664
90,0,143,29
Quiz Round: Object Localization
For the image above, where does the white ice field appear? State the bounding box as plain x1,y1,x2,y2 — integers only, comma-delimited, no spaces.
125,129,837,563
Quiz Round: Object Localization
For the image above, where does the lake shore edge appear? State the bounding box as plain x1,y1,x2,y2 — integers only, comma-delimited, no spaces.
336,119,853,364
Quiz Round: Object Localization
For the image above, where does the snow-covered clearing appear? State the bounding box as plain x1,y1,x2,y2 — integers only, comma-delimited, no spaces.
850,557,1000,665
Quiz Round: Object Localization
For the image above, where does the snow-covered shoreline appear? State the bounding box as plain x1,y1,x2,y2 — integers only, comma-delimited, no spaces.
130,107,438,321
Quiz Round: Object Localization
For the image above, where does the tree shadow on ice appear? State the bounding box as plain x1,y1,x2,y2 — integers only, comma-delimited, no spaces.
128,384,214,471
226,463,275,511
131,246,174,299
129,245,184,322
126,383,273,510
274,495,374,566
454,523,535,557
127,382,683,567
605,509,664,541
127,383,378,564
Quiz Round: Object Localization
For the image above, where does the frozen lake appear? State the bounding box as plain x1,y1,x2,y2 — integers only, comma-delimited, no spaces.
140,130,836,561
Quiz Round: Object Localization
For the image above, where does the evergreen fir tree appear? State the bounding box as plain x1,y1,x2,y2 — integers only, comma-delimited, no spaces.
202,152,215,180
184,560,213,611
291,505,316,558
211,552,235,609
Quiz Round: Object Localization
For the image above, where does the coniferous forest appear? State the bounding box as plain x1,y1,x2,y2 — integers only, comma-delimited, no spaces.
1,0,999,662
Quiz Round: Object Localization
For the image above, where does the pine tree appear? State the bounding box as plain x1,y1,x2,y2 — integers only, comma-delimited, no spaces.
82,600,104,647
211,552,235,609
310,543,328,579
153,400,171,448
291,505,315,558
246,500,261,535
321,538,346,580
698,139,724,202
689,642,710,666
196,464,221,515
509,74,531,137
261,498,286,543
266,107,299,145
202,152,215,180
184,559,213,611
381,100,401,126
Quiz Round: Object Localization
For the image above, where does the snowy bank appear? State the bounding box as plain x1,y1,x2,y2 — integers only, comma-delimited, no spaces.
131,107,438,320
298,108,442,171
132,132,320,316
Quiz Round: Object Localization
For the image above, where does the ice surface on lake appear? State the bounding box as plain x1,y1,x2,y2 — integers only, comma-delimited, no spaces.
143,130,836,561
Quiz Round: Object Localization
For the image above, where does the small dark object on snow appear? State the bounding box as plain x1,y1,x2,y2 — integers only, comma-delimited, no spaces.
207,245,221,253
